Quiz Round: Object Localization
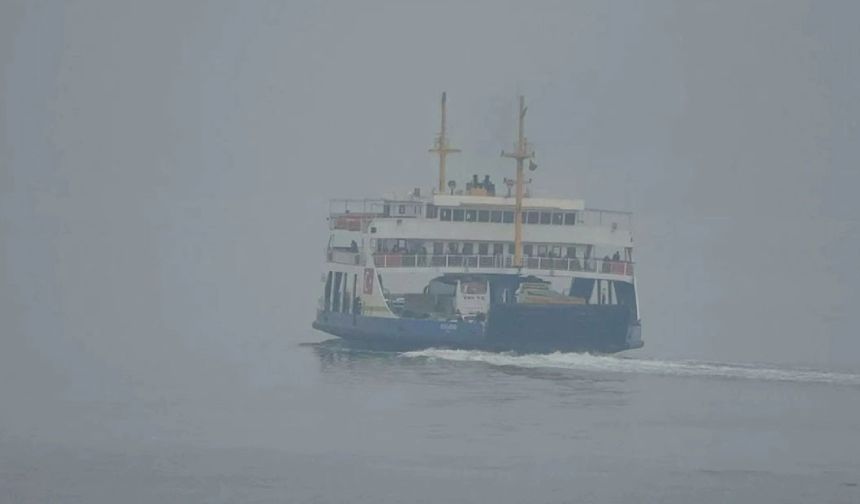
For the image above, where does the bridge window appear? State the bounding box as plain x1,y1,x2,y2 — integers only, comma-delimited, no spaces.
465,209,477,222
453,209,465,221
478,210,490,222
440,208,452,221
490,210,502,223
552,213,564,225
564,212,576,225
503,211,514,223
540,212,551,224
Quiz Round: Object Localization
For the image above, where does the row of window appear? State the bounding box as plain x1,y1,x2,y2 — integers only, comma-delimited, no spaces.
428,206,577,225
435,243,581,258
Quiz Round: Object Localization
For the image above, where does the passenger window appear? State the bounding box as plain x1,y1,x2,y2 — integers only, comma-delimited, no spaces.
503,211,514,223
540,212,551,224
426,204,438,219
527,212,539,224
564,212,576,225
398,205,406,215
478,210,490,222
490,211,502,223
524,244,533,256
448,242,460,254
440,208,452,221
478,243,489,255
465,209,477,222
493,243,504,255
433,242,444,254
462,243,474,255
453,209,465,221
552,213,564,225
537,245,548,256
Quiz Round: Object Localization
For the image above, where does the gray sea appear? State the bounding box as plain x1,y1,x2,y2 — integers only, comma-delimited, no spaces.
2,336,859,504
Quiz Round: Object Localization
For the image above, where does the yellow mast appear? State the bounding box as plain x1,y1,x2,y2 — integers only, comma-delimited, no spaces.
429,92,460,193
502,96,535,267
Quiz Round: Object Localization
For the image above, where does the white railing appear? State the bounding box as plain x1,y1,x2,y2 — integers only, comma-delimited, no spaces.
370,253,633,277
327,249,362,265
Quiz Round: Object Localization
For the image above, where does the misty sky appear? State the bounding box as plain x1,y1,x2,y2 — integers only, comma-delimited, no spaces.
2,0,859,401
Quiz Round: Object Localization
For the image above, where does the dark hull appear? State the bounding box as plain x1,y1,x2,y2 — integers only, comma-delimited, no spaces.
313,303,642,354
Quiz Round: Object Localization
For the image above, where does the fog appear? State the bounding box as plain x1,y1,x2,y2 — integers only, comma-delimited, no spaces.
2,0,859,453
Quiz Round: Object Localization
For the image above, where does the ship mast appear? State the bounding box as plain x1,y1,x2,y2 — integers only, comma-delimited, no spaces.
502,96,535,268
429,92,460,193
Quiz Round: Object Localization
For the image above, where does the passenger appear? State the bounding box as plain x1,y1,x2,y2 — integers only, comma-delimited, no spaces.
349,240,359,252
612,251,621,262
602,255,611,273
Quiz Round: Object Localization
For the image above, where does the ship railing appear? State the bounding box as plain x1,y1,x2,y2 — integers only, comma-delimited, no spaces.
371,254,633,276
327,249,363,266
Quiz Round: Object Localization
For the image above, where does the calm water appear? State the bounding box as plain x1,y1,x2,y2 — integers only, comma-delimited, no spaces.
2,336,860,503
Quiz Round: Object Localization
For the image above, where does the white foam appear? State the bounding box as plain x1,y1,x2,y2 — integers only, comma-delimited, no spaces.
401,349,860,386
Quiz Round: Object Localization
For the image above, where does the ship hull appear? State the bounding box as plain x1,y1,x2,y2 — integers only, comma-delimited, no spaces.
312,304,642,354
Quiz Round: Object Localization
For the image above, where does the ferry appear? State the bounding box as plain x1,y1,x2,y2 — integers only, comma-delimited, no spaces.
313,94,643,353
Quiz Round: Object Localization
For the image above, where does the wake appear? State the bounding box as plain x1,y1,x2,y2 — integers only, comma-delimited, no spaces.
401,349,860,386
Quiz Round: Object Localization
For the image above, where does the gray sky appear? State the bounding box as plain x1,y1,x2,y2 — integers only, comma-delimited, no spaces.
2,0,859,400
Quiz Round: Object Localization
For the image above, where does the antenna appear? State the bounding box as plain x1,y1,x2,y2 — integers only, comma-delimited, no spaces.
429,92,461,193
501,96,536,268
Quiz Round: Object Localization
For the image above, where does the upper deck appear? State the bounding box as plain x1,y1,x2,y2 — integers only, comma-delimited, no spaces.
328,194,633,245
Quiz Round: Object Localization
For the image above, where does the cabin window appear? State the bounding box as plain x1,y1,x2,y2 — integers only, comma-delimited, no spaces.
552,213,564,225
493,243,504,255
426,204,438,219
478,243,489,255
383,205,391,217
433,242,444,254
490,210,502,223
440,208,452,221
453,209,465,221
462,243,474,255
503,211,514,223
478,210,490,222
465,209,477,222
540,212,551,224
526,212,539,224
524,244,533,256
564,212,576,225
